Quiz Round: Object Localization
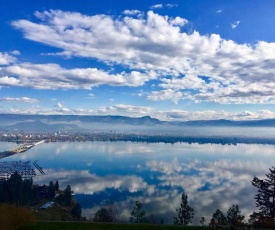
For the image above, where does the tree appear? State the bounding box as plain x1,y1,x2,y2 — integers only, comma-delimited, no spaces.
173,192,194,226
71,203,82,220
129,200,148,223
105,204,122,223
93,204,122,223
8,171,23,205
209,209,227,228
94,207,113,222
64,185,72,206
54,181,59,191
227,205,245,228
21,179,33,205
48,181,55,199
200,216,206,226
250,167,275,226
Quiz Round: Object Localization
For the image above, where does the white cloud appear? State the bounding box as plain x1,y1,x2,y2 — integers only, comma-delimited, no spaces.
148,89,183,104
0,97,38,103
2,98,275,121
34,169,148,194
3,99,275,121
97,104,152,116
170,17,188,26
216,9,223,13
56,102,71,113
166,4,178,8
10,50,21,56
154,109,275,121
146,158,182,175
231,20,240,29
150,4,163,9
0,63,157,89
0,52,16,65
8,10,275,104
0,76,20,86
123,10,142,16
57,102,63,108
143,155,270,222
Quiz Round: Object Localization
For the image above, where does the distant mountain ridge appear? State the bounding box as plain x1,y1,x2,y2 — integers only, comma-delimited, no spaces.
0,114,163,126
3,120,81,131
1,114,275,132
182,118,275,127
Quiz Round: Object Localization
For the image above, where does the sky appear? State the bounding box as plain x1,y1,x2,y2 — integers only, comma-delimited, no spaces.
1,0,275,121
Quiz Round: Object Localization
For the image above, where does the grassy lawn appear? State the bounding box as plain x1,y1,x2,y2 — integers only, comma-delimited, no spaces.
34,204,75,221
20,222,218,230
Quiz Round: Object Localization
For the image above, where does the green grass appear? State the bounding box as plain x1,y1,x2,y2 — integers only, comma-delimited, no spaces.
19,222,222,230
33,204,75,221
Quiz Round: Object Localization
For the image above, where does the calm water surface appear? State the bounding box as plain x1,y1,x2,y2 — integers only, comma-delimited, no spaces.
0,141,274,224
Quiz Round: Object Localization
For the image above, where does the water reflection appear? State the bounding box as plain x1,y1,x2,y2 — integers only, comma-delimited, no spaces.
1,141,274,224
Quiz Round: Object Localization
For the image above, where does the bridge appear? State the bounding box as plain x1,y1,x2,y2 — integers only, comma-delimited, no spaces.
7,143,34,153
0,140,46,159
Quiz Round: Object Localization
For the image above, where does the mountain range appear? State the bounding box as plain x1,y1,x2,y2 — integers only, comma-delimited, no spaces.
1,114,275,132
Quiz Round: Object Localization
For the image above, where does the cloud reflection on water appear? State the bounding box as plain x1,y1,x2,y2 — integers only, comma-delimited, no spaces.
3,141,275,224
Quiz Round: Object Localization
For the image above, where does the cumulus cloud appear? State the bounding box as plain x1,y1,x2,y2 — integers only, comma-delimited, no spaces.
0,9,275,104
148,89,183,103
0,76,20,86
216,9,223,13
34,169,148,194
231,20,240,29
146,158,182,175
145,156,268,221
154,109,275,121
2,100,275,121
0,63,157,89
123,10,142,16
10,10,275,104
0,97,38,103
56,102,71,113
170,17,188,26
97,104,152,116
0,52,16,65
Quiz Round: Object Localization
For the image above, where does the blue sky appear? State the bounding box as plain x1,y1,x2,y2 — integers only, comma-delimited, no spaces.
1,0,275,121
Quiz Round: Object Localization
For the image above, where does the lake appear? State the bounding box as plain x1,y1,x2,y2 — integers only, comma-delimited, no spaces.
0,141,274,224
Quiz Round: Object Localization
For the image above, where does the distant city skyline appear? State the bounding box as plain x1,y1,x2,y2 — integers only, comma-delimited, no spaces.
1,0,275,121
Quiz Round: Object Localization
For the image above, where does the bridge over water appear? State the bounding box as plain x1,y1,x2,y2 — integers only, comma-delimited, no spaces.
0,140,45,159
0,140,46,179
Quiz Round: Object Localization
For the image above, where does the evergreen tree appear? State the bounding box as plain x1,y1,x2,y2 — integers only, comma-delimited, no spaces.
54,181,59,191
209,209,227,228
250,167,275,226
227,205,245,228
2,180,10,203
173,192,194,226
71,203,82,220
64,185,72,207
129,201,148,223
48,181,55,199
21,179,33,205
8,171,23,205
